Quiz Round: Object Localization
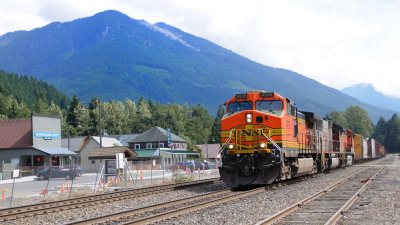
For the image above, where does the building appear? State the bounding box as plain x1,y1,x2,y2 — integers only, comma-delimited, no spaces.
0,114,76,178
128,126,199,168
78,136,123,172
104,134,140,147
61,136,87,153
88,146,138,171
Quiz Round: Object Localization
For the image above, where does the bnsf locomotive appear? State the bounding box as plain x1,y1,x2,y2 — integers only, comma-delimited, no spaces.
218,90,385,188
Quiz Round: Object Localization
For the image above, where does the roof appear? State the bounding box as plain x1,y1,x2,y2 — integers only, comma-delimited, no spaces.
105,134,140,146
129,126,186,143
89,146,138,159
163,150,200,155
61,137,86,152
197,144,221,158
34,147,77,155
0,118,32,149
133,149,157,158
92,136,123,147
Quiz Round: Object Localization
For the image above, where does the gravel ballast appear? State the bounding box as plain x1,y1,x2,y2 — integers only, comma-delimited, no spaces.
3,171,221,225
3,156,398,225
164,156,397,225
338,154,400,225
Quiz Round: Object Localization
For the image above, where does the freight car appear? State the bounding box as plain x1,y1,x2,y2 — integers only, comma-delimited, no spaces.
218,90,384,188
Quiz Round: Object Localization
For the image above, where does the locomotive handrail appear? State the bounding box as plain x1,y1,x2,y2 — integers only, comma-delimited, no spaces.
218,130,234,155
260,129,284,165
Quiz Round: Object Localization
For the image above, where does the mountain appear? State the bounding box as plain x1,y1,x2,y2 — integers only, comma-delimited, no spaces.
0,70,70,109
0,10,395,122
342,84,400,113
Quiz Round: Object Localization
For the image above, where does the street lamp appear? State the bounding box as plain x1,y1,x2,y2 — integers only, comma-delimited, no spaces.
79,99,102,148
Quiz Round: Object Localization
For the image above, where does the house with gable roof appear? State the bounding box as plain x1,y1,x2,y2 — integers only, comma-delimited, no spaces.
78,136,123,172
128,126,199,167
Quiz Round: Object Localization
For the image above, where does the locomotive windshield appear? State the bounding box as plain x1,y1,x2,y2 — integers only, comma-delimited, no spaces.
255,100,283,111
227,101,253,113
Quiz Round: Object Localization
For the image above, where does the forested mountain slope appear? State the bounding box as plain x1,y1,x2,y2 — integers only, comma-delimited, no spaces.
0,10,394,121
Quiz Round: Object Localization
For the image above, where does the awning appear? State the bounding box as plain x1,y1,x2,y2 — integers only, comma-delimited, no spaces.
34,147,77,155
134,150,157,158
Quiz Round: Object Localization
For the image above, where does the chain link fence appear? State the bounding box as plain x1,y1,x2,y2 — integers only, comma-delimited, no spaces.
0,159,220,209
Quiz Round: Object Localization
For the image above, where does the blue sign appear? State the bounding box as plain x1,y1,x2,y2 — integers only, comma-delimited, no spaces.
167,128,171,145
34,132,60,138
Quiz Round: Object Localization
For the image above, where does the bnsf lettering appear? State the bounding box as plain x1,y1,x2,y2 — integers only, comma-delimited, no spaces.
237,129,263,136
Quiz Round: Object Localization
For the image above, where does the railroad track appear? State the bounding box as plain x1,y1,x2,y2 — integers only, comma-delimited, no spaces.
255,167,384,225
0,178,221,222
67,187,264,225
67,173,322,225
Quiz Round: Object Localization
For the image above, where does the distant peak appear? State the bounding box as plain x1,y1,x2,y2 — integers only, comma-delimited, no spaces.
92,10,132,21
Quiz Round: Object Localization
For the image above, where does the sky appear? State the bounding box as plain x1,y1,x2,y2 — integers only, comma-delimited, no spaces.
1,0,399,98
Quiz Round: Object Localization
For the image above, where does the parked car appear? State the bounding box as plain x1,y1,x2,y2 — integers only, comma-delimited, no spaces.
194,162,204,170
170,161,195,172
37,167,76,180
203,161,212,170
74,165,84,176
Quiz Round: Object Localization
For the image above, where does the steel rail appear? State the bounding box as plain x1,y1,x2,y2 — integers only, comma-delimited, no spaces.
0,177,221,221
324,167,384,225
123,187,267,225
255,168,377,225
66,188,233,225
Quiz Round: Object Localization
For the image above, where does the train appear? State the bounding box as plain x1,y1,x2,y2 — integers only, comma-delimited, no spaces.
218,90,385,188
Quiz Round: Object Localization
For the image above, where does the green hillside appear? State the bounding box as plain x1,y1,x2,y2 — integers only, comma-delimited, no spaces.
0,70,70,109
0,10,395,122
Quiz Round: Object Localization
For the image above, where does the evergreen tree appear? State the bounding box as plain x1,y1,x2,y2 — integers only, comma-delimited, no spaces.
384,114,400,153
372,117,387,143
67,95,80,128
33,91,50,114
208,104,225,143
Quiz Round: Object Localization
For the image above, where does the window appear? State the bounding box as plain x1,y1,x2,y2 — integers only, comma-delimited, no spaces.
135,144,140,149
255,100,283,111
227,101,253,113
159,143,164,148
286,101,291,115
146,143,152,149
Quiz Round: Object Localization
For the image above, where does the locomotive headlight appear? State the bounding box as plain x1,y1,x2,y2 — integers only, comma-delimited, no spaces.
260,142,266,149
228,144,235,149
246,113,252,123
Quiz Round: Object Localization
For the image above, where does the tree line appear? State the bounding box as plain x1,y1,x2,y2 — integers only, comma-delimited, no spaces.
326,105,400,153
0,70,70,110
0,73,220,152
2,73,399,154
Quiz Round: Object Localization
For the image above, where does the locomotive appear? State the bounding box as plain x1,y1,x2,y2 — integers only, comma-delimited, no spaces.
218,90,384,188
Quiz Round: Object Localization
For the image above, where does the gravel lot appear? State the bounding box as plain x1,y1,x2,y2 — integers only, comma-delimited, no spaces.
338,154,400,225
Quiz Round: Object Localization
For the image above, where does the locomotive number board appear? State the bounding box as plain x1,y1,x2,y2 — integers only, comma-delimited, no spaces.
236,93,247,99
260,92,274,98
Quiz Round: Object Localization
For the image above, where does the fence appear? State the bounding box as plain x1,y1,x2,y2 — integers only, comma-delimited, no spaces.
0,160,221,209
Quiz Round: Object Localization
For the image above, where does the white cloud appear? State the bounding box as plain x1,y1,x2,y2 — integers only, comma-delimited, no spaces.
0,0,400,98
